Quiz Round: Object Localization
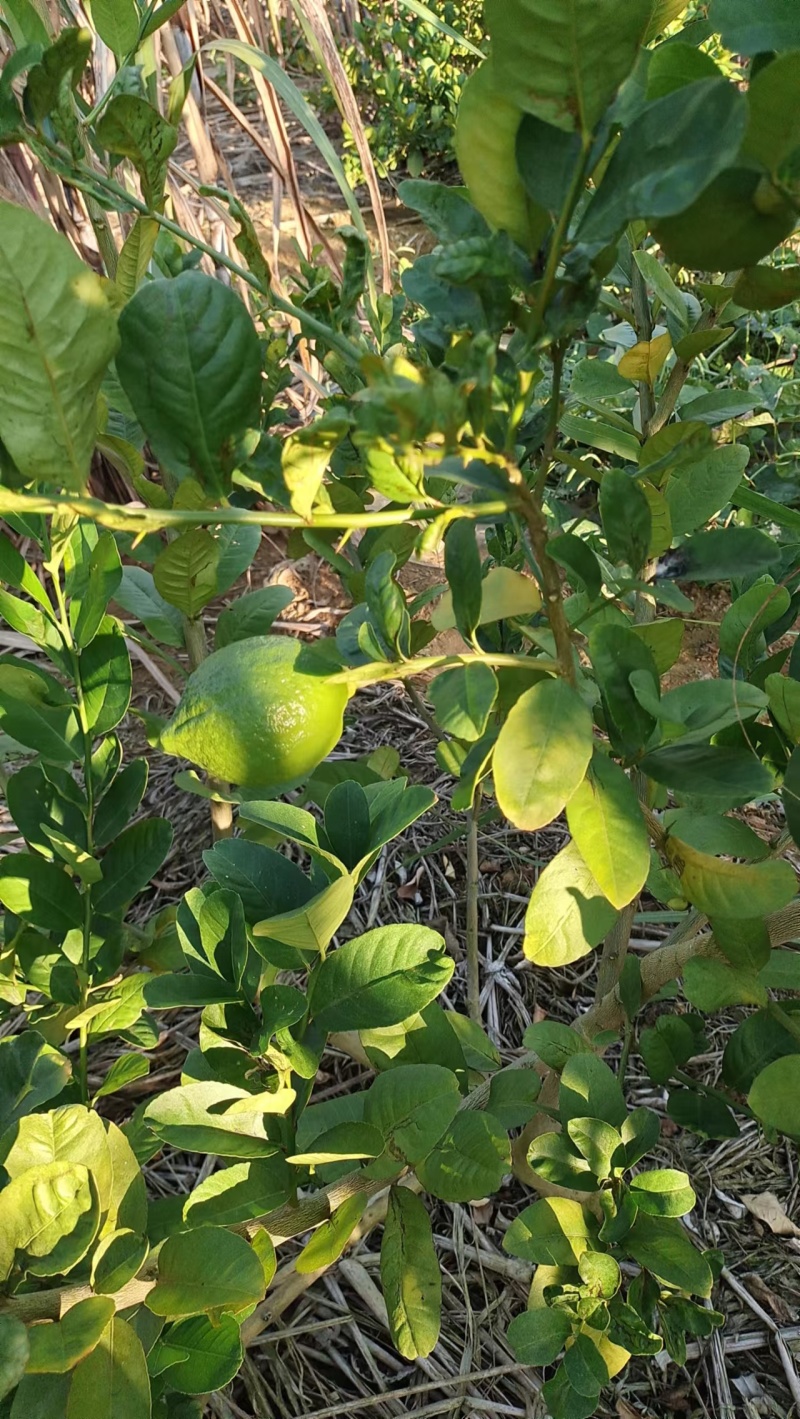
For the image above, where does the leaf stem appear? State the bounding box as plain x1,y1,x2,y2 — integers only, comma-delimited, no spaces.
466,787,482,1023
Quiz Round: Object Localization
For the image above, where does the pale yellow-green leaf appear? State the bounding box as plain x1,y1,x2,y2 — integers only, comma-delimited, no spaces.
523,840,617,966
566,756,649,909
432,566,541,632
494,679,593,831
666,837,797,919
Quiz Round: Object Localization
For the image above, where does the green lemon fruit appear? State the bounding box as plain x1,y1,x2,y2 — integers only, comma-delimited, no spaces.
651,168,797,271
455,59,549,253
161,636,349,789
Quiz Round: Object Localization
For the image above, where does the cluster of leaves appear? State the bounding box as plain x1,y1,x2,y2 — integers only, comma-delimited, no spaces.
2,1,800,1417
317,0,484,183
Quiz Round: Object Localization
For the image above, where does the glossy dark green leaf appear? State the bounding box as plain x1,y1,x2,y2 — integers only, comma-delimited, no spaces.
709,0,800,54
580,80,747,243
590,624,659,756
215,585,294,649
626,1213,713,1296
323,779,372,870
667,1087,740,1139
113,566,184,648
79,619,132,735
308,925,453,1032
117,270,262,496
149,1313,242,1395
600,469,652,572
0,852,83,933
94,758,148,849
94,818,172,915
444,519,482,643
639,1014,706,1086
0,1033,71,1138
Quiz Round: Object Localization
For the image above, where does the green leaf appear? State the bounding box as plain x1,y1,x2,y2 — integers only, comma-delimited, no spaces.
381,1187,441,1359
528,1131,594,1190
589,624,659,757
147,1225,265,1319
749,1055,800,1137
487,1069,542,1129
94,818,173,915
733,263,800,311
416,1111,510,1202
428,662,498,742
215,586,294,649
639,1014,706,1086
308,925,454,1032
79,619,132,735
323,780,372,871
0,1162,94,1282
683,957,767,1010
631,1170,696,1218
141,0,189,39
507,1307,572,1366
113,567,184,648
720,580,791,669
0,1315,29,1400
94,759,149,850
144,1081,284,1159
523,1021,593,1070
653,679,768,746
148,1313,243,1395
664,811,769,863
642,747,774,807
288,1121,384,1165
709,0,800,54
184,1157,291,1228
522,839,617,967
666,838,795,919
743,51,800,175
143,973,241,1009
96,94,176,207
767,673,800,743
580,79,747,242
563,1332,608,1398
711,916,771,973
626,1214,713,1297
88,0,139,55
600,469,652,572
91,1229,149,1294
566,1117,624,1179
0,1033,71,1138
0,853,83,933
26,1296,115,1373
566,755,649,910
296,1193,367,1274
153,531,219,619
661,444,750,536
0,200,119,491
66,1317,150,1419
541,1366,598,1419
723,1009,799,1092
503,1198,595,1265
444,519,482,643
622,1107,661,1168
667,1088,739,1139
486,0,652,136
494,679,593,832
10,1375,72,1419
559,1054,627,1129
117,270,262,496
72,534,122,649
364,1064,460,1164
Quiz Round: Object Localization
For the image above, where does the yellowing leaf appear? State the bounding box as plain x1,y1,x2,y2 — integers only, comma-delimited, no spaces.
666,837,797,919
432,566,541,632
619,333,673,386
